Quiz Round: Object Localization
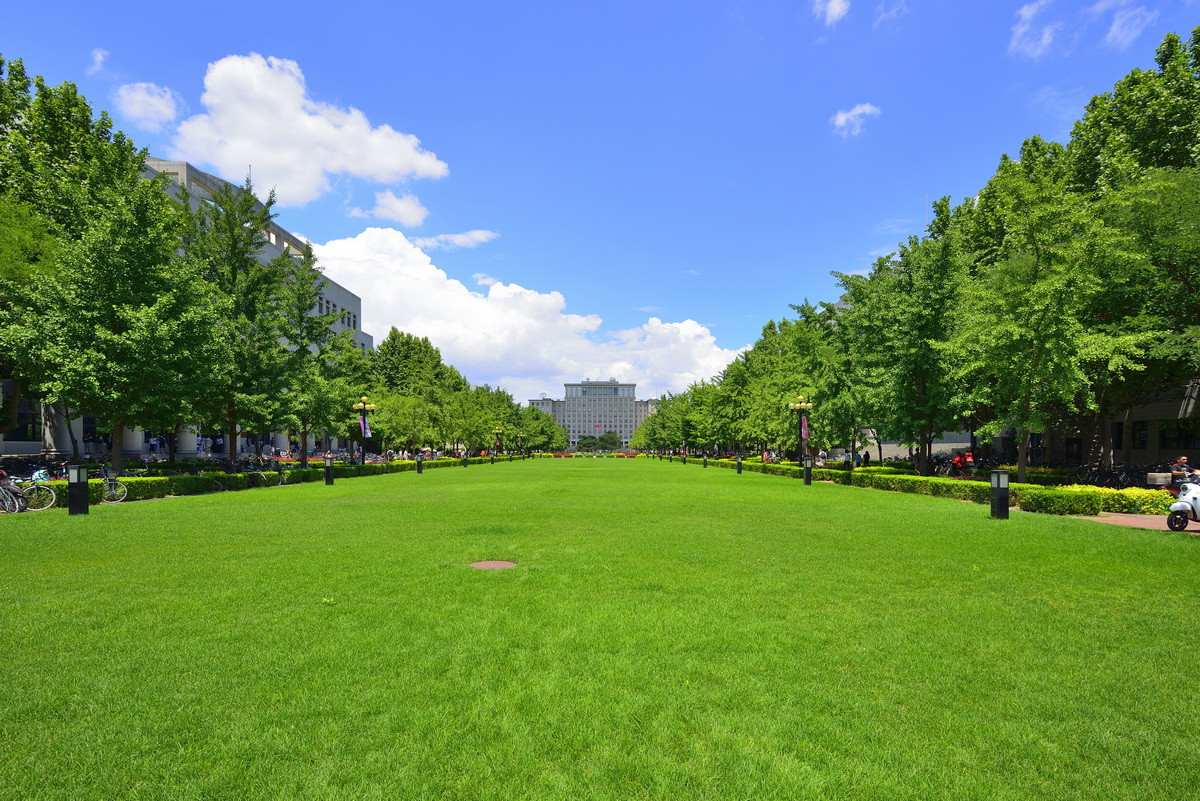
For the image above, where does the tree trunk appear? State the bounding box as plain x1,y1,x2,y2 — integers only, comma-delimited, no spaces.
917,433,932,476
1086,393,1106,466
111,422,126,475
63,405,80,461
299,419,311,468
226,419,239,465
1016,427,1029,484
168,422,180,463
1121,406,1132,464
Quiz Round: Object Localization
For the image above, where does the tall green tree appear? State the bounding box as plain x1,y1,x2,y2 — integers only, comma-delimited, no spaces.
835,200,970,474
943,141,1149,481
10,178,219,471
0,55,149,451
183,178,296,459
1067,28,1200,193
0,198,57,436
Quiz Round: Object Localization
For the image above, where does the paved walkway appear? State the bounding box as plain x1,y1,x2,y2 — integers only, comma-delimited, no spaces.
1078,512,1185,531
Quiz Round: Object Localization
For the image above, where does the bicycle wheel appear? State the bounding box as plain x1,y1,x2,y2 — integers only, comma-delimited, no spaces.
276,471,288,486
211,480,226,493
246,471,266,489
102,479,127,503
0,488,17,514
23,484,56,511
7,486,28,512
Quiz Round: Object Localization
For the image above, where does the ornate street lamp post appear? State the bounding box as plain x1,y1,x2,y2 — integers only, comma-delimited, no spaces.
492,427,503,465
788,395,814,485
352,396,376,466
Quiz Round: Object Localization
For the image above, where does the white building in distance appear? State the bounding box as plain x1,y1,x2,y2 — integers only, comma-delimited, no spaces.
529,379,657,447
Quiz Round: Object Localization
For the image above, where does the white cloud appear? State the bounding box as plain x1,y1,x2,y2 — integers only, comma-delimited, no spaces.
1099,4,1158,50
873,0,908,27
830,103,881,137
413,230,500,250
114,82,180,132
369,190,429,226
172,53,448,206
1010,0,1063,59
874,217,913,234
312,227,745,402
86,48,108,76
812,0,850,25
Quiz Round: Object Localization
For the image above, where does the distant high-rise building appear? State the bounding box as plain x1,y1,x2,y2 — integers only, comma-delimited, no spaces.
529,379,657,446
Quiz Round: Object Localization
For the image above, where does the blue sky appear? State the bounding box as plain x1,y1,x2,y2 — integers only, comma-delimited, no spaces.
5,1,1196,401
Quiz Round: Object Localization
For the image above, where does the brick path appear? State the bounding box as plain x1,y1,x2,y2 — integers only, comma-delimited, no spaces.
1078,512,1189,532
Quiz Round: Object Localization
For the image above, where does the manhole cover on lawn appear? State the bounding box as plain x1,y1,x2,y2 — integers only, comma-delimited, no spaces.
470,560,518,570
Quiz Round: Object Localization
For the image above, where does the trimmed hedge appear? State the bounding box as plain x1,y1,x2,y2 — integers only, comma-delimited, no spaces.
1016,489,1105,516
31,457,522,508
1057,485,1174,515
683,456,1127,517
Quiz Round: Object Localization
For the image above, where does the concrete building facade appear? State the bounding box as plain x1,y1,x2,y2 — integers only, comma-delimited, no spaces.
529,379,657,447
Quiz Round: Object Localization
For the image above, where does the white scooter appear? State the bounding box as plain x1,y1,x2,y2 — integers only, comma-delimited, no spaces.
1167,478,1200,531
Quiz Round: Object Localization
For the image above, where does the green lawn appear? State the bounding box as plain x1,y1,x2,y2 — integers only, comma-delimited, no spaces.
2,458,1198,799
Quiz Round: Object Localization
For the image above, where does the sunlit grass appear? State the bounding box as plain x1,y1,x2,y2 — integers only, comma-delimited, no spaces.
2,458,1198,799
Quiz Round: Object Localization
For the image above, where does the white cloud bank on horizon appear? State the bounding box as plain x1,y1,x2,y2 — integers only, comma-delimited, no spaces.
313,227,746,402
171,53,448,206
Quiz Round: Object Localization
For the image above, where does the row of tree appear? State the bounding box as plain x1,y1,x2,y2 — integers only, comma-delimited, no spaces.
631,29,1200,482
0,54,567,469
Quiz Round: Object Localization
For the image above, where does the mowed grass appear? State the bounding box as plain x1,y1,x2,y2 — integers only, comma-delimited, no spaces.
2,459,1198,800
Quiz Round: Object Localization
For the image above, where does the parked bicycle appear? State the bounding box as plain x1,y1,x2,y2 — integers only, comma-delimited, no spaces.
11,466,58,511
0,470,29,513
89,468,128,503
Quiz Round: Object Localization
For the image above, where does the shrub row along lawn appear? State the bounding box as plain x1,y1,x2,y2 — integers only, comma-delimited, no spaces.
702,459,1175,515
2,459,1198,799
37,456,501,507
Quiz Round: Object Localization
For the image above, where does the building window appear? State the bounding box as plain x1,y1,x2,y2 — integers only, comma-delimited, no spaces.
1132,421,1149,450
2,383,42,442
1160,419,1200,450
